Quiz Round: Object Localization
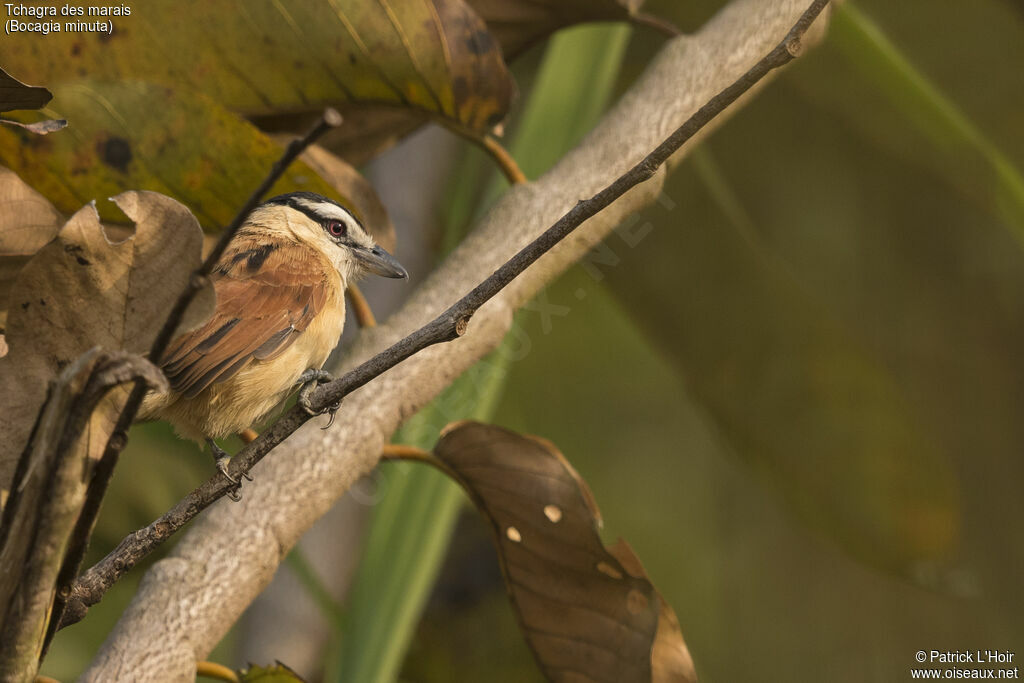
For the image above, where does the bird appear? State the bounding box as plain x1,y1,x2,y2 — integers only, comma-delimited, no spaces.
138,192,407,494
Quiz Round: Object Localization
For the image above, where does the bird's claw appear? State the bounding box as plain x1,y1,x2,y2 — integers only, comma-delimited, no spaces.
321,402,341,430
208,438,250,502
214,452,238,485
297,369,342,426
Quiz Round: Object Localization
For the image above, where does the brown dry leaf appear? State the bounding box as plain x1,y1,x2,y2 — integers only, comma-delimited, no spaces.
0,191,214,492
0,67,51,113
466,0,645,60
434,421,697,683
0,166,64,318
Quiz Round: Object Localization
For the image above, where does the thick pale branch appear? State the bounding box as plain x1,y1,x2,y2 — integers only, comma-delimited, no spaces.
80,1,829,679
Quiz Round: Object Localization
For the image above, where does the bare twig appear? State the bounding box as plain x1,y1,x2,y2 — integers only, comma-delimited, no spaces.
481,135,528,185
195,661,239,682
51,109,343,632
380,443,457,480
61,0,830,630
380,443,433,461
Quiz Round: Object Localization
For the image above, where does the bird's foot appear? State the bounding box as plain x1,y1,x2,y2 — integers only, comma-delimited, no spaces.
297,368,342,428
207,438,251,502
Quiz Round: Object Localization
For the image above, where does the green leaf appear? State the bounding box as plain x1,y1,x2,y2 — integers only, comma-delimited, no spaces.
810,3,1024,248
605,147,960,573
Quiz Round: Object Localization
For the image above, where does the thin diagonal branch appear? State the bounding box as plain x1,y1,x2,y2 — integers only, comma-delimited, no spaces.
62,0,831,630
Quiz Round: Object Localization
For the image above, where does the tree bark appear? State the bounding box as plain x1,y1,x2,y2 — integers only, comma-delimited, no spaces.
82,1,827,679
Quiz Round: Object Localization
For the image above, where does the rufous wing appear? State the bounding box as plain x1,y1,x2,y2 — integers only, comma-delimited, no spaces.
161,240,330,398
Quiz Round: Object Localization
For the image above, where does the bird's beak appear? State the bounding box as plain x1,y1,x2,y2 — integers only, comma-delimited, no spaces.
354,245,408,279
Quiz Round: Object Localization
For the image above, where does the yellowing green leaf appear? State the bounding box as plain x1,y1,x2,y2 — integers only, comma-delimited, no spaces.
0,82,349,230
2,0,514,143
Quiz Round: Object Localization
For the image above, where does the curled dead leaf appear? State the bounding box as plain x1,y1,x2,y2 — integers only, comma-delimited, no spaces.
0,166,64,317
0,191,214,492
434,421,697,683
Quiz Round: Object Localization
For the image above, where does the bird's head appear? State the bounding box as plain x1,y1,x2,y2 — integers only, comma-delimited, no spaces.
248,191,408,283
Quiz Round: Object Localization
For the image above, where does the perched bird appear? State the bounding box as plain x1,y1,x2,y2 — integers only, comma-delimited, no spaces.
139,192,407,488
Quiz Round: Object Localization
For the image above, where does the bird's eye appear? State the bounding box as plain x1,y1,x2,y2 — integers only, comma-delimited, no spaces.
326,220,346,238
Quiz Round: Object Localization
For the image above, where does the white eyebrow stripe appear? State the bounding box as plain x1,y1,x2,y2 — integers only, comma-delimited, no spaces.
292,197,373,247
293,197,355,223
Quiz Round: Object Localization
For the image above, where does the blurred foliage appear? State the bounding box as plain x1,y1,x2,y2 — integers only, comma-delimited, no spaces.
30,0,1024,681
400,0,1024,682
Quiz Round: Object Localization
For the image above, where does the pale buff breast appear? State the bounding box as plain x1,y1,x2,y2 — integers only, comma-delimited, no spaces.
139,289,346,443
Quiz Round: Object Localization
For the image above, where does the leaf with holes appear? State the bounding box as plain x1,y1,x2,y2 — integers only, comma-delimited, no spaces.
0,191,214,493
433,421,697,683
2,0,515,163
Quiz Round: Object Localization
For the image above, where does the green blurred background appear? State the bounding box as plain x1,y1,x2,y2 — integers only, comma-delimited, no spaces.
40,0,1023,681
